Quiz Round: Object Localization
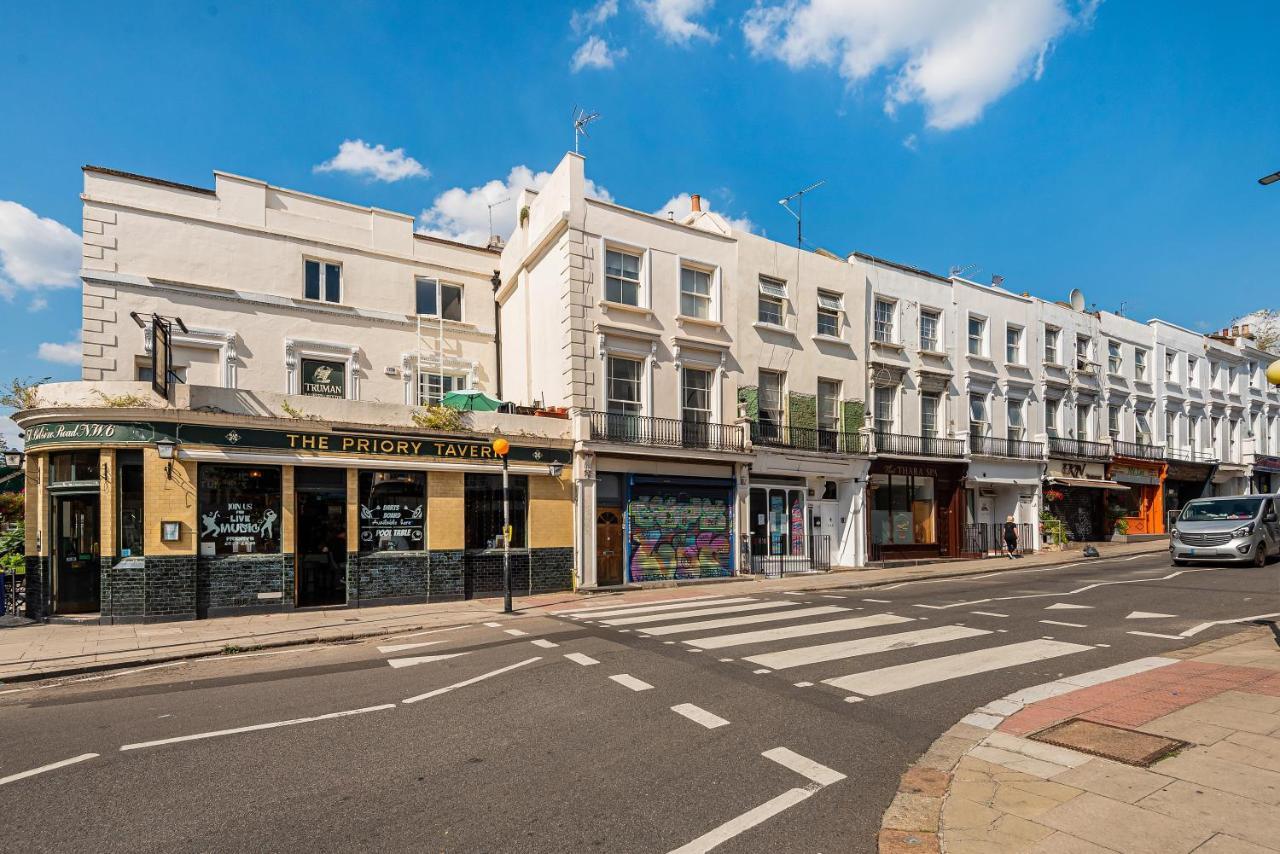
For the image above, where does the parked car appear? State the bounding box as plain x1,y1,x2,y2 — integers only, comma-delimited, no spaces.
1169,495,1280,567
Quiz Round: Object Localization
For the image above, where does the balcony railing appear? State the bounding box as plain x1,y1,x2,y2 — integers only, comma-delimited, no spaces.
968,435,1045,460
1165,447,1219,463
751,422,866,455
1113,440,1165,461
589,411,746,452
1047,436,1113,461
873,430,966,458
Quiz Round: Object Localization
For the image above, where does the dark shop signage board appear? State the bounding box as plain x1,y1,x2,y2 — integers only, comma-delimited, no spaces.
300,359,346,398
23,420,571,465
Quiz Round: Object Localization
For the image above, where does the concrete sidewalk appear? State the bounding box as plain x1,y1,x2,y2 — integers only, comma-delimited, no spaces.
879,627,1280,854
0,539,1164,684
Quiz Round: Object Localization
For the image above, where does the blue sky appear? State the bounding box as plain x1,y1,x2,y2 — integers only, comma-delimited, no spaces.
1,0,1278,441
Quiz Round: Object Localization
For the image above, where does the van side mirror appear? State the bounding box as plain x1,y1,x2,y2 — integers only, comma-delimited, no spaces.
1267,512,1278,523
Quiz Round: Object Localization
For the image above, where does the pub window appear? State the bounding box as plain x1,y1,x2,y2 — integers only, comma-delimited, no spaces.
197,465,282,555
304,258,341,304
416,277,463,321
300,358,347,398
358,471,426,552
465,473,528,550
50,451,99,484
117,450,144,557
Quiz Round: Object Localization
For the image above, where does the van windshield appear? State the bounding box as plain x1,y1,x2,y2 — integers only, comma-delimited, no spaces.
1180,498,1265,522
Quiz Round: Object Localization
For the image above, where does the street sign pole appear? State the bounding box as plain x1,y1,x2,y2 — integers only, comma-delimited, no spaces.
502,453,512,614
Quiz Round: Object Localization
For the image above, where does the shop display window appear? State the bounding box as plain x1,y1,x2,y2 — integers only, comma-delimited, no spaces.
358,471,426,552
871,473,937,545
197,465,282,555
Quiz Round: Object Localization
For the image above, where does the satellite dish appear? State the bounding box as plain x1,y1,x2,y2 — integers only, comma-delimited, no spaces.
1069,288,1086,312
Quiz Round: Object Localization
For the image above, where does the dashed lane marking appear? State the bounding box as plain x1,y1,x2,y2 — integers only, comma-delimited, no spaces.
564,653,600,666
402,657,541,704
970,611,1009,618
484,622,502,628
121,705,396,750
1127,631,1185,640
862,598,891,603
1127,611,1176,619
1040,620,1087,628
671,703,730,729
609,674,654,692
0,753,99,786
530,639,559,649
762,747,847,786
378,640,446,654
504,629,528,637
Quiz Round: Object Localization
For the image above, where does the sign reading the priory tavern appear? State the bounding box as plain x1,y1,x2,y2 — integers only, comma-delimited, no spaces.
300,359,346,398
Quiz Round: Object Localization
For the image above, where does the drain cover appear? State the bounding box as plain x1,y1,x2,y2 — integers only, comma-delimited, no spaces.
1029,718,1187,766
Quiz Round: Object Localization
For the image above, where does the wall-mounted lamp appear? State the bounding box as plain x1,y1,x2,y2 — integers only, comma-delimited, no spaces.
548,462,564,478
156,438,177,460
3,449,23,469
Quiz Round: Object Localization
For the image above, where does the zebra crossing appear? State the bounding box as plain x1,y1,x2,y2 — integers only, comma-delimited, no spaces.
552,594,1097,701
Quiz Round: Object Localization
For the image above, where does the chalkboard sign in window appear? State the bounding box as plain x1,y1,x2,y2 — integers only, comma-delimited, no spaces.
358,470,426,552
197,465,282,555
300,358,346,398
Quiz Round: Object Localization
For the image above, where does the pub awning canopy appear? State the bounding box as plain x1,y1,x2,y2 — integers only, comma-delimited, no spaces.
1048,477,1130,491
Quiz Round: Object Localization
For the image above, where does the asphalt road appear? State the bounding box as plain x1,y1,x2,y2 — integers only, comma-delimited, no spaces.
1,551,1276,853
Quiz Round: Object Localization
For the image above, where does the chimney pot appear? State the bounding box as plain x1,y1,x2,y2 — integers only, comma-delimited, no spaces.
690,193,702,213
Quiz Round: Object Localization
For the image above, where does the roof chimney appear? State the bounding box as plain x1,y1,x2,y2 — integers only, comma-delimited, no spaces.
690,193,702,213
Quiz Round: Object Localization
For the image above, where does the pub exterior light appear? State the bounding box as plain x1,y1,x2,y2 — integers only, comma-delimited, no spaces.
156,438,178,460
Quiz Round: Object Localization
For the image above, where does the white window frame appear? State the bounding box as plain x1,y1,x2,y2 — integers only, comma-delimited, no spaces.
1134,348,1148,381
969,393,990,442
1165,350,1177,383
606,354,646,416
1075,335,1093,371
1076,403,1092,440
920,308,941,352
1108,404,1121,439
967,314,988,357
1135,408,1152,445
1043,325,1060,364
816,290,842,338
873,385,896,434
303,257,342,305
417,371,469,406
758,369,786,429
757,276,787,327
1165,411,1177,446
1045,398,1060,438
1007,398,1026,442
680,365,714,424
817,378,841,432
677,258,719,321
601,239,649,308
921,392,940,438
1187,355,1199,387
1005,324,1024,365
1107,340,1123,375
415,276,464,322
873,297,897,344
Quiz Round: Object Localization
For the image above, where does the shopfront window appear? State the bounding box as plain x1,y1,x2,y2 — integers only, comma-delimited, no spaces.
870,474,936,545
358,471,426,552
749,486,806,557
117,450,144,557
197,465,282,555
50,451,99,484
465,473,528,550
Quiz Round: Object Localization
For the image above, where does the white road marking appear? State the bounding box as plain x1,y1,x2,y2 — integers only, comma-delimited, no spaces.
530,639,559,649
382,626,465,641
912,604,946,609
602,601,793,627
862,598,891,603
1127,611,1176,619
793,681,813,687
609,674,654,692
743,625,990,671
971,611,1009,618
1181,612,1280,637
824,640,1092,697
564,653,600,666
386,653,470,669
844,696,864,703
685,613,914,650
762,747,847,786
640,605,848,636
1127,631,1184,640
504,629,528,637
782,592,805,596
484,622,502,628
920,566,1229,610
121,704,395,750
820,595,846,600
753,668,771,674
402,657,541,704
1040,620,1087,628
671,703,729,729
1057,656,1178,688
0,753,99,786
551,595,721,616
73,662,184,683
1045,603,1093,610
566,597,755,620
378,640,445,654
667,787,815,854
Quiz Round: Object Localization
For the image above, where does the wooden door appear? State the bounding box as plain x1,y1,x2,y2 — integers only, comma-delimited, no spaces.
596,509,624,586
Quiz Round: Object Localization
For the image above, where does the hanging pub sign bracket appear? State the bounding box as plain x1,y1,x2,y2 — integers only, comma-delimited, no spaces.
131,311,188,401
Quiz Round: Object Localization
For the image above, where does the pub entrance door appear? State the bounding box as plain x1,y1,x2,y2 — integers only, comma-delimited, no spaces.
295,467,347,607
52,493,101,613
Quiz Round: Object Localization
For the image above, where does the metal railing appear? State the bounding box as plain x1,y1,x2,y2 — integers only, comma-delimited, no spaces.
589,411,746,452
1165,448,1218,463
1047,436,1112,461
872,430,966,458
968,435,1045,460
746,534,832,577
964,522,1034,556
750,422,865,454
1113,440,1164,461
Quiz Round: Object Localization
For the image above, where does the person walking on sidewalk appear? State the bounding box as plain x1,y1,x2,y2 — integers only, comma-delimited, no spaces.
1003,516,1020,559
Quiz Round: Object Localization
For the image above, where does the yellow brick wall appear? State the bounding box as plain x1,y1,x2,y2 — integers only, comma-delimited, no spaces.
529,472,573,549
24,454,44,556
428,470,465,550
281,465,295,554
345,468,359,546
98,448,117,556
143,446,197,555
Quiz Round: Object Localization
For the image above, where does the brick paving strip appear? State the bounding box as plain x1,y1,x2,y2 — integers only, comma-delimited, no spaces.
0,541,1164,685
878,626,1280,854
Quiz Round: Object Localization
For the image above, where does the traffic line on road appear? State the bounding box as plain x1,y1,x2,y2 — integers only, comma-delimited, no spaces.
609,674,654,692
601,601,794,627
564,652,599,666
378,640,446,654
530,639,559,649
862,598,891,603
1040,620,1087,628
561,597,754,620
640,605,848,636
823,639,1093,697
382,626,466,641
387,653,470,669
483,622,502,628
743,625,991,671
121,704,396,751
1045,603,1093,610
1126,611,1176,619
0,753,99,786
762,747,847,786
550,595,721,616
1180,611,1280,637
970,611,1009,618
503,629,528,636
685,613,914,650
402,657,541,704
671,703,729,729
1127,631,1184,640
667,787,815,854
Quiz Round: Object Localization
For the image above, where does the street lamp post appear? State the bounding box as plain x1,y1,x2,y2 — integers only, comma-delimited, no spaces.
1259,170,1280,186
491,437,512,613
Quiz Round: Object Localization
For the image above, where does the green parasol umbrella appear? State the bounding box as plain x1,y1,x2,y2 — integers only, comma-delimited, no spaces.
439,389,505,412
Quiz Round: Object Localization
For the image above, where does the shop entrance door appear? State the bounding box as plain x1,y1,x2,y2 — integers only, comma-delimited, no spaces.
810,500,838,561
295,468,347,607
596,508,624,586
52,493,101,613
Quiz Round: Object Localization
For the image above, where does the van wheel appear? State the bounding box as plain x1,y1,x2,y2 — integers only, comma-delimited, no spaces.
1172,558,1187,567
1254,545,1267,568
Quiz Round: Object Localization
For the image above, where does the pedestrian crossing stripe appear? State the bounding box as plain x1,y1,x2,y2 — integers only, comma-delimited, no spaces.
685,613,913,650
641,605,848,637
600,601,795,627
742,625,992,671
562,597,755,620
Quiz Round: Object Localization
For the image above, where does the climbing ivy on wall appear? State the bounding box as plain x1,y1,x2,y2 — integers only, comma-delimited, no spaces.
738,386,759,421
842,399,865,432
788,392,817,431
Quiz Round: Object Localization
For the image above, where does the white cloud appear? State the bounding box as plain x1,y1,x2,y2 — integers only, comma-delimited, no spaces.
571,0,619,33
572,35,628,71
743,0,1099,130
28,296,48,311
0,200,80,299
313,139,429,182
640,0,716,44
37,335,81,366
654,192,754,233
418,166,614,246
902,133,919,151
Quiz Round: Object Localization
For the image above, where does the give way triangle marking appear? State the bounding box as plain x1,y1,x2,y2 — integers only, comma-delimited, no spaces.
1044,603,1093,610
387,653,471,669
1126,611,1177,619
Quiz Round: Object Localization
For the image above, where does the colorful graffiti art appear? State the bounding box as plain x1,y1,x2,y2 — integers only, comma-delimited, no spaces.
628,489,733,582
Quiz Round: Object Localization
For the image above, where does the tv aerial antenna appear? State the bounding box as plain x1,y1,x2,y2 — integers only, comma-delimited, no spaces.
487,197,510,247
778,180,825,249
572,106,601,154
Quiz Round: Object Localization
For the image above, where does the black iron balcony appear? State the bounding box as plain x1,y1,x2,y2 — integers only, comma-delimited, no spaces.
1113,440,1165,461
751,421,866,454
969,435,1045,460
1165,447,1219,463
1047,436,1112,461
589,411,746,452
873,430,966,458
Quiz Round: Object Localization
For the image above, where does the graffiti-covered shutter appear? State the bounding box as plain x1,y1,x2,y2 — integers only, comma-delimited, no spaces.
626,476,735,582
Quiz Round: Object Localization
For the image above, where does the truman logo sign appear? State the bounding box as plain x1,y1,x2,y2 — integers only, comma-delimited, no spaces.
301,359,346,398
